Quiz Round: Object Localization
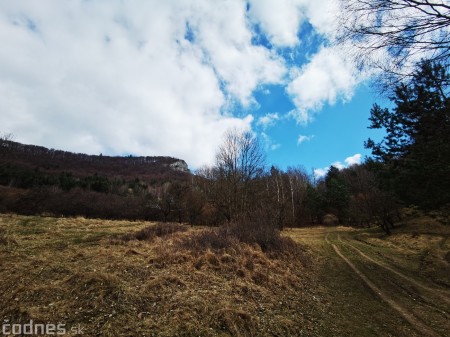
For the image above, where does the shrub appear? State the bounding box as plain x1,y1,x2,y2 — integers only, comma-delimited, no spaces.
176,227,237,252
176,212,287,253
323,214,339,226
226,211,281,251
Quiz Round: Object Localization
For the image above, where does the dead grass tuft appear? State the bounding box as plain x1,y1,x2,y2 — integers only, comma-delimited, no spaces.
176,227,238,251
146,275,186,292
65,272,125,305
213,307,256,337
445,251,450,263
0,227,17,248
114,222,188,243
0,227,8,245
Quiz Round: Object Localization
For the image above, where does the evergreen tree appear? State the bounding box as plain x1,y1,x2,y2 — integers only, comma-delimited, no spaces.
324,166,351,223
365,61,450,208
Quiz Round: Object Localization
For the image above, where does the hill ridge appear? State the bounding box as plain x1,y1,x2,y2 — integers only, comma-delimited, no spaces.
0,139,189,177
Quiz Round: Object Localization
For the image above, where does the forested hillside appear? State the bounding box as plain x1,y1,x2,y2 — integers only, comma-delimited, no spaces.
0,139,190,220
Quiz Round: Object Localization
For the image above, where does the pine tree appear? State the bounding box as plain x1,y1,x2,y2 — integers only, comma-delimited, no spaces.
365,61,450,208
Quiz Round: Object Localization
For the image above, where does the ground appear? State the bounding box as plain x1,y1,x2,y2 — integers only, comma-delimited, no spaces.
0,212,448,336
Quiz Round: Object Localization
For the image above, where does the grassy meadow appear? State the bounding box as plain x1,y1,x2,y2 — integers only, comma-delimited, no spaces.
0,212,448,336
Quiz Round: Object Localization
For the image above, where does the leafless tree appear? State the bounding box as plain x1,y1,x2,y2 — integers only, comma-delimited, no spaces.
286,167,310,226
337,0,450,87
342,164,400,234
214,128,265,221
0,133,14,152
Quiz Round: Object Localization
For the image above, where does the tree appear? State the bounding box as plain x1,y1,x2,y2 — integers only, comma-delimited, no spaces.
0,133,14,156
214,128,265,221
168,181,189,223
365,61,450,208
184,186,206,225
286,167,310,226
324,166,351,223
304,184,326,225
337,0,450,87
266,166,289,230
342,163,400,234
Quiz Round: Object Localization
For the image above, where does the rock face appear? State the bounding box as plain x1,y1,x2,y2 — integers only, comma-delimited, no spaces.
169,160,189,172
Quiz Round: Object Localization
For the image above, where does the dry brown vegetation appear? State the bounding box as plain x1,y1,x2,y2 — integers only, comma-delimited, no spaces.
0,211,448,336
0,214,320,337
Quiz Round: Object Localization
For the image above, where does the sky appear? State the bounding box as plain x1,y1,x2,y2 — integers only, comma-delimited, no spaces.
0,0,387,177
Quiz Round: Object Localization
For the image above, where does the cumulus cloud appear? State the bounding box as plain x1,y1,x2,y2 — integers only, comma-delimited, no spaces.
297,134,314,145
248,0,339,47
287,45,359,124
257,112,280,129
0,1,286,167
331,161,345,170
187,1,286,106
0,0,365,169
300,0,339,38
313,168,328,179
344,153,362,166
248,0,305,47
314,153,362,179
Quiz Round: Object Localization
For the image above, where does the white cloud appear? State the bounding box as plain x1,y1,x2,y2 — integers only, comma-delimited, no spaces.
287,45,359,124
297,134,314,145
344,153,362,166
301,0,339,39
248,0,361,125
261,132,281,151
0,1,286,168
187,0,286,106
331,161,345,170
248,0,304,47
314,153,362,179
313,168,328,179
0,0,366,169
257,112,280,129
248,0,339,47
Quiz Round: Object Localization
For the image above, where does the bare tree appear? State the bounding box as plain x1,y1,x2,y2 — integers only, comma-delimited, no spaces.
337,0,450,87
286,167,310,226
0,133,14,159
214,128,265,221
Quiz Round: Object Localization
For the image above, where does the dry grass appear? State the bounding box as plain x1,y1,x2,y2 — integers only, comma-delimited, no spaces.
1,211,448,336
0,214,318,337
113,222,188,243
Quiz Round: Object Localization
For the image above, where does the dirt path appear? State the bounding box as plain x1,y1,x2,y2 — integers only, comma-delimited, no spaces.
325,233,441,337
337,234,450,304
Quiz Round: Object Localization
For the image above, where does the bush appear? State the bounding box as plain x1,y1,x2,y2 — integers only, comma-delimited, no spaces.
226,212,281,251
323,214,339,226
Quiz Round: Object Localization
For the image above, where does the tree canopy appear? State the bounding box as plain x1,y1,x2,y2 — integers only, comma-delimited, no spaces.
365,61,450,208
337,0,450,86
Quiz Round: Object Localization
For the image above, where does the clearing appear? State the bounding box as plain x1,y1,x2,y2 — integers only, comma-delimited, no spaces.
0,213,448,336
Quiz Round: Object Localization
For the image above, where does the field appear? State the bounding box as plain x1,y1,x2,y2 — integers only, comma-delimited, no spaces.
0,212,449,336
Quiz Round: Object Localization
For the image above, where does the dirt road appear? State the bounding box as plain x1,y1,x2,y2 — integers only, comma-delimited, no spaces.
326,233,442,337
289,225,450,337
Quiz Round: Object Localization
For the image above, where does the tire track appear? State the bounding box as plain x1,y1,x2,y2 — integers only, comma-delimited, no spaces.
338,234,450,303
325,231,441,337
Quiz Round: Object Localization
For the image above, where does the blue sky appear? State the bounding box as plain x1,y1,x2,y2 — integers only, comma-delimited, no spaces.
252,83,387,175
0,0,388,177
